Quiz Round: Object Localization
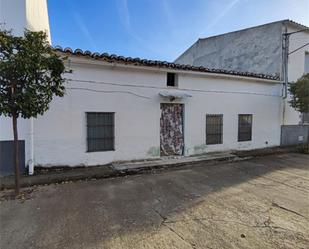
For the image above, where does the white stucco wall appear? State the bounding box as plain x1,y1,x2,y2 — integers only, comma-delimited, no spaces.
0,0,51,41
287,25,309,82
25,0,51,43
283,23,309,125
0,0,26,36
29,58,282,167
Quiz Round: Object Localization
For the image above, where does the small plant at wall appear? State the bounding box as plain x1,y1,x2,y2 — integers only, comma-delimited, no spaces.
289,73,309,153
0,29,67,196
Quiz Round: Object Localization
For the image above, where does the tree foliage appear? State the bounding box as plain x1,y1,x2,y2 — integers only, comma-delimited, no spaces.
0,29,66,118
0,29,67,195
289,73,309,113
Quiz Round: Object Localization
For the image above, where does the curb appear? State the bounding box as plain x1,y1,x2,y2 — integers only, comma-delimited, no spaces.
0,155,245,190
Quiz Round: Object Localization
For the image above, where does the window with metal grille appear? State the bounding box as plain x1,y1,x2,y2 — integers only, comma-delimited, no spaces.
86,112,115,152
206,114,223,145
238,114,252,142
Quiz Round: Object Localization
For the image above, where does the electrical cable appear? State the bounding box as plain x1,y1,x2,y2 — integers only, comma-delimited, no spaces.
66,87,151,99
288,42,309,55
65,78,282,98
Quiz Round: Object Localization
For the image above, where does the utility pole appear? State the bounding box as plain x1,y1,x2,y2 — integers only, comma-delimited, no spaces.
282,32,289,99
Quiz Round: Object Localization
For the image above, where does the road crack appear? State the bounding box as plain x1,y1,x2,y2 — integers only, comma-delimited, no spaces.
272,202,308,219
151,208,199,248
152,208,167,224
162,223,198,249
260,175,308,194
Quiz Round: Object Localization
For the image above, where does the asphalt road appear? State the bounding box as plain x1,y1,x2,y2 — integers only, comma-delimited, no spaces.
0,153,308,249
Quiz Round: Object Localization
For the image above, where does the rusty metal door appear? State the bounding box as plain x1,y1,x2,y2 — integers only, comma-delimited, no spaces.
160,103,184,156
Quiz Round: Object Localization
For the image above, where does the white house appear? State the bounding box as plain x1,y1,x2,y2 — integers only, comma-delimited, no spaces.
0,0,306,174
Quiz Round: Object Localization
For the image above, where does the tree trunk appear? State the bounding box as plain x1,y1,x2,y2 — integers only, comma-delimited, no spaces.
12,111,20,196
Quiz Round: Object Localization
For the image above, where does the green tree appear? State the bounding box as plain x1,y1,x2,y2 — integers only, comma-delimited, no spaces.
289,73,309,114
289,73,309,153
0,30,67,195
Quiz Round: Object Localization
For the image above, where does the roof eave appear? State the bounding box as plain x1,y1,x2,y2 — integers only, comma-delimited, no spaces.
64,53,281,83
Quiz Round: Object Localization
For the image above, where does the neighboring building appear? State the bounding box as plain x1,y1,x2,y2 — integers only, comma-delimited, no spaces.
175,20,309,81
0,0,307,173
175,20,309,126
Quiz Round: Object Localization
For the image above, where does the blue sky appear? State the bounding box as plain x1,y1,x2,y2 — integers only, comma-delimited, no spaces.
48,0,309,62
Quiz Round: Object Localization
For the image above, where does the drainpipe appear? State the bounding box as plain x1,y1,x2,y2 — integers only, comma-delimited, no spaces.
28,117,34,175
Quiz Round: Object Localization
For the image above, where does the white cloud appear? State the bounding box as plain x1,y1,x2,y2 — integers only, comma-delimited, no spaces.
199,0,242,36
116,0,166,56
72,11,98,51
63,0,97,51
162,0,174,27
117,0,131,31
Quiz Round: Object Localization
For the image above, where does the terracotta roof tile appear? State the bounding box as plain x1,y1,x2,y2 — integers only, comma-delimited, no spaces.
53,46,280,81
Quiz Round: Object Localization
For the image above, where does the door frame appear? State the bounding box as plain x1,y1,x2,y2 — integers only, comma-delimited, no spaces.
159,102,185,156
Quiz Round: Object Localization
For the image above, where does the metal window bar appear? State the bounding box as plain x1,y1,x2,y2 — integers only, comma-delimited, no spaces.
87,112,115,152
238,114,252,142
206,114,223,145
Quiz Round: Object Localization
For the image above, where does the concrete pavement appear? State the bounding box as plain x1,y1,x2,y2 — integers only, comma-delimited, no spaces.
0,153,308,249
0,151,237,190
